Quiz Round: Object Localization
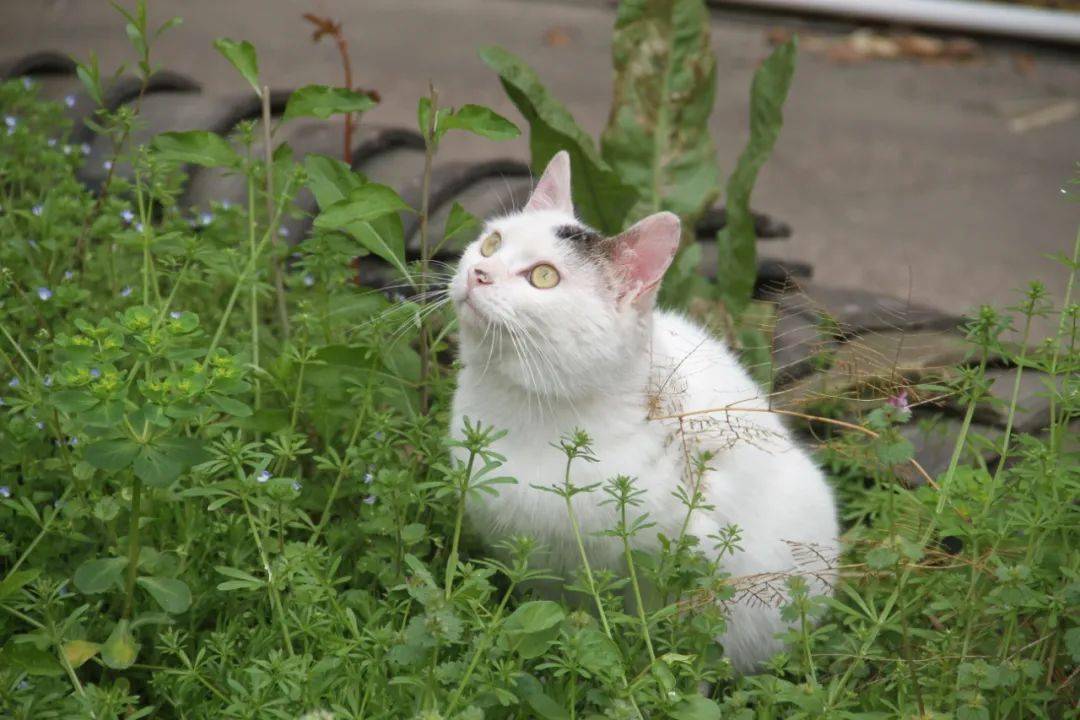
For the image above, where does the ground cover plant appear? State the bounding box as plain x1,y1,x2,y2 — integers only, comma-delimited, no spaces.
0,2,1077,718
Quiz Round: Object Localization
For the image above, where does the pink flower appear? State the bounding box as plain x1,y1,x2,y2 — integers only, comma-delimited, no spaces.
887,389,910,411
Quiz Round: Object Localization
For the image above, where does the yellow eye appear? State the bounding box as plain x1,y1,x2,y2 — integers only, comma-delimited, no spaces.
529,263,560,289
479,232,501,257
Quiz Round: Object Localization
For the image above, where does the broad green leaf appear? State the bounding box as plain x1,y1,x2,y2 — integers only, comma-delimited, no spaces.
716,38,797,319
73,556,128,594
601,0,719,221
83,438,140,472
284,85,377,121
514,673,570,720
305,153,364,209
576,628,622,676
479,45,637,235
152,131,242,168
440,104,520,141
443,201,480,244
209,394,253,417
133,437,209,487
101,619,139,670
313,184,412,228
502,600,565,659
62,640,101,669
213,38,260,96
0,569,41,601
0,641,62,677
670,695,723,720
137,576,192,614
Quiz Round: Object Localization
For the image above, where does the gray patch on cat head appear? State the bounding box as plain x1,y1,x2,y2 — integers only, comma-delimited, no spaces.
554,223,611,263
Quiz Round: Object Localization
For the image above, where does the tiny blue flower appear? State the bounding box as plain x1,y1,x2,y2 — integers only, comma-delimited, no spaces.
7,378,18,388
257,470,271,483
363,471,374,484
221,200,232,210
67,436,78,446
292,480,302,492
22,76,32,89
374,431,384,441
120,286,133,297
303,274,315,288
120,209,135,223
32,204,43,216
103,160,112,170
0,486,10,498
134,222,144,232
363,494,377,505
199,212,213,225
35,421,44,430
64,94,76,108
89,368,101,379
80,142,91,155
16,679,28,690
4,116,15,129
37,287,52,301
278,226,290,238
47,138,57,147
170,311,181,320
43,374,53,387
64,270,74,280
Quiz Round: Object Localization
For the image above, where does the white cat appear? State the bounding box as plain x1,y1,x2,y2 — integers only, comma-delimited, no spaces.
449,151,839,672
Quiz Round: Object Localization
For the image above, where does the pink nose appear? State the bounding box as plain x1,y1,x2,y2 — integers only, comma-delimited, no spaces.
467,266,493,291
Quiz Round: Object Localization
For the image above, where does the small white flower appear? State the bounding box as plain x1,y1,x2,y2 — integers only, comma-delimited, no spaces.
169,311,181,320
36,287,52,301
64,94,76,108
134,222,144,232
4,116,15,129
64,270,74,280
22,77,32,89
7,378,18,388
199,212,213,225
0,486,10,498
278,226,290,237
47,138,56,147
67,436,78,446
363,494,377,505
35,421,44,430
80,142,91,155
221,200,232,210
257,470,271,483
43,374,53,387
363,471,374,484
32,204,43,216
292,480,302,492
121,209,135,223
62,145,71,155
103,160,113,170
120,286,133,297
303,274,315,288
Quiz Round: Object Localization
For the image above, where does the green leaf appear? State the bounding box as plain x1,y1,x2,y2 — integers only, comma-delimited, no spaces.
515,673,570,720
440,104,520,141
502,600,565,659
73,557,128,594
875,435,914,466
443,202,480,244
0,641,63,677
284,85,377,121
101,619,139,669
209,394,253,417
152,131,242,168
62,640,101,669
133,437,209,487
670,695,723,720
600,0,719,221
716,38,797,319
213,38,260,96
136,576,192,614
215,565,264,592
83,438,140,472
0,569,41,601
305,153,364,210
314,183,412,227
479,45,637,235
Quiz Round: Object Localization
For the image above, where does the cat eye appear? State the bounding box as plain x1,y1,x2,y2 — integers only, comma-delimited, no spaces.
479,232,501,257
529,263,560,289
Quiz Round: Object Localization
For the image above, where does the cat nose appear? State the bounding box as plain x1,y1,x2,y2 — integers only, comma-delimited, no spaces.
467,266,493,290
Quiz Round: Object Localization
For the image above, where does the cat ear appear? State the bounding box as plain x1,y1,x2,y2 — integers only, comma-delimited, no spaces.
524,150,573,213
611,212,680,305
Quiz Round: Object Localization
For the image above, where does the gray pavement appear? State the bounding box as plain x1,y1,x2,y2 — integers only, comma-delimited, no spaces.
3,0,1078,338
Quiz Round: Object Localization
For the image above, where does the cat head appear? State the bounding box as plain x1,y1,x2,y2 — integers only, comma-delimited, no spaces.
450,151,680,397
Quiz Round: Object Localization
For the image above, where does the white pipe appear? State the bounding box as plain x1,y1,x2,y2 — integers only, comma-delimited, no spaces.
713,0,1080,45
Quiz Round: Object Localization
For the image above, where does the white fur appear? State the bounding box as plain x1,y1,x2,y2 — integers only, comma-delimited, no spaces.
448,169,839,672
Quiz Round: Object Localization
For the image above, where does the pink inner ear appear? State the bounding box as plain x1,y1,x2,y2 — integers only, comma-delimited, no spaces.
525,150,573,214
612,212,681,298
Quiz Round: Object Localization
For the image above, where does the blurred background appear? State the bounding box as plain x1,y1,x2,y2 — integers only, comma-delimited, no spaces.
4,0,1077,338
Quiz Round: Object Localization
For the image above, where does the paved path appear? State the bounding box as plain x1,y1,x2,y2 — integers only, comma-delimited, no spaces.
4,0,1078,337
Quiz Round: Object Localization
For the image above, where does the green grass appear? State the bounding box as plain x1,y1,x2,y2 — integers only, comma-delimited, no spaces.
0,15,1078,720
